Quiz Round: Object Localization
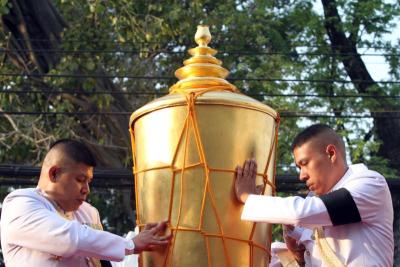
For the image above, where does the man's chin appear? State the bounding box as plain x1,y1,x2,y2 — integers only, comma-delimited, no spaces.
307,187,321,196
313,189,325,196
64,202,82,212
75,199,84,208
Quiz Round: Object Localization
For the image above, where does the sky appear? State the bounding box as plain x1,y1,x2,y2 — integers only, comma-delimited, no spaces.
313,1,400,81
361,24,400,81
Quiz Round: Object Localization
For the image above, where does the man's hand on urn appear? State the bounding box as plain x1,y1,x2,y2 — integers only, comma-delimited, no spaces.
128,220,172,254
235,158,259,204
283,224,305,264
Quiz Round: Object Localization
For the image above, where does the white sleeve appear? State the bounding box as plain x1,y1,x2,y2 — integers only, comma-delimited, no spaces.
111,231,139,267
241,195,332,228
344,175,391,223
2,194,129,261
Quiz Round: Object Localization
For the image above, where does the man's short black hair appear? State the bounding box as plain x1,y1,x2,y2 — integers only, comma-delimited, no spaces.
291,124,336,151
50,139,97,167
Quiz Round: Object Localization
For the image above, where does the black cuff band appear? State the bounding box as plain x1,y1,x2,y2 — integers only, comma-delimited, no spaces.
101,260,112,267
319,187,361,226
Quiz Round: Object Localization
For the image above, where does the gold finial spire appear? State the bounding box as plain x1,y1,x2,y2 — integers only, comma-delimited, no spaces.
194,25,211,47
169,25,237,93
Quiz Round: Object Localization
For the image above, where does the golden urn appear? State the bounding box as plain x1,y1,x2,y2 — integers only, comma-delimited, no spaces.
129,25,279,267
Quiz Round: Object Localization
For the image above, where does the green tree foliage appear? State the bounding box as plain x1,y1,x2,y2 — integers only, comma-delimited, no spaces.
1,0,399,235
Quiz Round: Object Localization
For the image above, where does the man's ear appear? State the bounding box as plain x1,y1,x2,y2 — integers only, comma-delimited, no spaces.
326,144,336,161
48,166,59,182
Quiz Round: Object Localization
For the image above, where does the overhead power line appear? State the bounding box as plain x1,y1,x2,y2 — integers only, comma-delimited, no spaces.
1,110,399,119
0,72,174,80
1,72,399,84
0,89,399,100
7,38,400,50
1,48,398,57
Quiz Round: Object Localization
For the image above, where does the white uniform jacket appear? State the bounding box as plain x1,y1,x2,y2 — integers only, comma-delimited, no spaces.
1,188,130,267
242,164,394,267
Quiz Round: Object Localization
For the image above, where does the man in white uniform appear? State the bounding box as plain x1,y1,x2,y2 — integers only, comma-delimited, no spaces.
1,139,171,267
235,124,393,266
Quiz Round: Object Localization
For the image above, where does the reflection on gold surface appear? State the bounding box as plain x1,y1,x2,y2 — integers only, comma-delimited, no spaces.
130,25,279,267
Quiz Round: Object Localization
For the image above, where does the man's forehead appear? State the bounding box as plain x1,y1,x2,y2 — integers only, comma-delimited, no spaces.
62,162,93,175
293,140,320,160
76,165,94,176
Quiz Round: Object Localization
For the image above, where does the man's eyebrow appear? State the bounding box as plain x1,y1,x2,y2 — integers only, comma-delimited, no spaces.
85,174,93,182
295,158,308,166
78,173,92,181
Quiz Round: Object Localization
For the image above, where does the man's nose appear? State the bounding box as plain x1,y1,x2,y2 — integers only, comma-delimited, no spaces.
299,169,308,181
82,182,90,195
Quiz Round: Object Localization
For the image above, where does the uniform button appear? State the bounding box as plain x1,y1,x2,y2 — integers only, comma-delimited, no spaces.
306,251,311,256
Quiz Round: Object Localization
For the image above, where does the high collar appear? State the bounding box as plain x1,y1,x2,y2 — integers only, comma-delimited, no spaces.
330,163,367,192
35,187,75,220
